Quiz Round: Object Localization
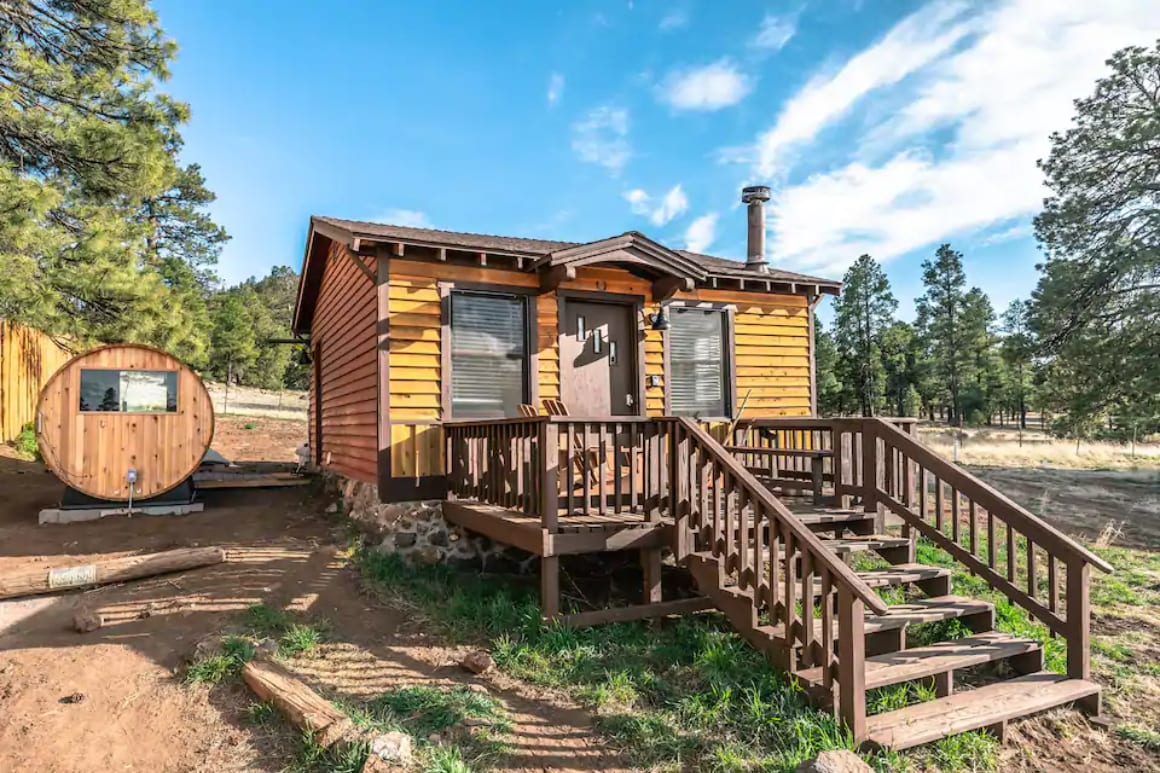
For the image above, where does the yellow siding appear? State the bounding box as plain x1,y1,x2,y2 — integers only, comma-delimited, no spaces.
384,259,815,476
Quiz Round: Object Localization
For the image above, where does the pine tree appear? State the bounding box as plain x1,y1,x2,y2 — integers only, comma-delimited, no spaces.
960,288,997,423
814,315,843,416
915,244,971,424
0,1,226,358
209,291,259,387
831,255,897,416
880,321,920,417
1031,41,1160,428
1000,300,1034,428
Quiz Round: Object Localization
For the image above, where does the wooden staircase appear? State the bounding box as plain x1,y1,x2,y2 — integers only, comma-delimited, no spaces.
670,417,1109,752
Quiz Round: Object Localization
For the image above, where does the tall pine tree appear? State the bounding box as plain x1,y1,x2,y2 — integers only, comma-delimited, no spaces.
831,255,897,416
916,244,971,424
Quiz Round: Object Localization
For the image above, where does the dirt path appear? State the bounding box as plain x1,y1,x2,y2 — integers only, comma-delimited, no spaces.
0,439,627,772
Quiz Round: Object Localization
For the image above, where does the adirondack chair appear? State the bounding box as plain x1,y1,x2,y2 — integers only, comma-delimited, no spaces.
541,399,601,487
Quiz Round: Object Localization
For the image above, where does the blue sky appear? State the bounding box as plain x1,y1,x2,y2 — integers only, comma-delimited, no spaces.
155,0,1160,323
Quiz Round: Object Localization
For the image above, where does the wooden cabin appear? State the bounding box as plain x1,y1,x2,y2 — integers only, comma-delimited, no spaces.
291,200,839,502
289,201,1107,751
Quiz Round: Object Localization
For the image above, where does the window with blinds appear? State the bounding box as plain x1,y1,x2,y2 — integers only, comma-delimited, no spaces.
450,291,528,418
669,307,729,417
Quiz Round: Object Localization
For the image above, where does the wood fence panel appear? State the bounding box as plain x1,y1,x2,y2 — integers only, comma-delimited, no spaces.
0,321,72,442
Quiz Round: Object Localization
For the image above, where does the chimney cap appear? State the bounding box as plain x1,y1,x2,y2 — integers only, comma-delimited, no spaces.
741,185,772,204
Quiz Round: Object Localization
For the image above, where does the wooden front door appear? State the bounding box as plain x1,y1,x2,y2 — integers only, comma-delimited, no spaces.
560,300,638,416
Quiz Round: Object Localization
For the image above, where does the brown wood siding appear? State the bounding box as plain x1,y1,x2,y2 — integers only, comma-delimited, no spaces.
0,320,72,442
312,241,377,482
382,259,813,478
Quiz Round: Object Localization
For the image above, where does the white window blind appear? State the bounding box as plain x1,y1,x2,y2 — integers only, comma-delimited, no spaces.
669,308,728,417
450,292,528,418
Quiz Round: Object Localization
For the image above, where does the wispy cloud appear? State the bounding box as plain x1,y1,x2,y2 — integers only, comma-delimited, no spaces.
572,106,630,175
547,72,565,106
981,222,1033,247
659,8,689,31
764,0,1160,276
624,184,689,226
685,212,719,253
752,1,975,176
752,13,797,51
370,208,432,228
659,59,753,112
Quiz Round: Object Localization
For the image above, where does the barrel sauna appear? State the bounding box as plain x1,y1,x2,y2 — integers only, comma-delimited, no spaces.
35,344,215,502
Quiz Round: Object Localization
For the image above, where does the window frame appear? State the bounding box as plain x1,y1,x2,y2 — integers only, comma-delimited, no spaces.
662,302,736,421
77,368,180,414
438,282,538,420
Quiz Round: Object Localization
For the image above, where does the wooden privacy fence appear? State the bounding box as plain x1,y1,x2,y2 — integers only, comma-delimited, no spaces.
0,320,72,442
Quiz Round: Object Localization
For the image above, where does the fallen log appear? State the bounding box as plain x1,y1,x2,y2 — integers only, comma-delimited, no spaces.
0,546,227,600
241,659,355,748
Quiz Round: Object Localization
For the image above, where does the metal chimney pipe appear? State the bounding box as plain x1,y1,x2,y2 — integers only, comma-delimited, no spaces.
741,185,772,273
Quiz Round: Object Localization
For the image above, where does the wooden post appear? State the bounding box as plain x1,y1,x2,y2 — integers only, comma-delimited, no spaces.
810,455,824,506
837,585,867,741
541,556,560,620
862,420,879,532
671,422,691,560
1066,560,1091,682
540,421,559,532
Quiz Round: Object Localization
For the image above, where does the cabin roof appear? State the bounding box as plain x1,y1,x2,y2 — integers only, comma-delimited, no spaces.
293,216,841,334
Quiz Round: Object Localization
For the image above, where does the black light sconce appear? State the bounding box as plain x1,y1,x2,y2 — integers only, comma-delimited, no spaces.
648,306,671,331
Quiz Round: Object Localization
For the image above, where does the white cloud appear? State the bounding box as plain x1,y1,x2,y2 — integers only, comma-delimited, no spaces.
981,222,1033,247
659,59,754,112
762,0,1160,277
547,72,565,105
752,13,796,50
624,185,690,226
371,208,432,228
753,1,975,176
572,106,630,174
659,8,689,31
685,213,719,253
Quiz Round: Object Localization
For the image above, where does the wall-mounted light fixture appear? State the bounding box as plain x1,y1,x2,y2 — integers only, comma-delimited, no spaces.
648,306,671,331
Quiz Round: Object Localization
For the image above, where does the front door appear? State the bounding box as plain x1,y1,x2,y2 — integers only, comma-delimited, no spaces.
561,300,638,416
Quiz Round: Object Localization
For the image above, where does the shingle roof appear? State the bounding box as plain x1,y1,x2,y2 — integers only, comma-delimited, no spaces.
311,216,839,288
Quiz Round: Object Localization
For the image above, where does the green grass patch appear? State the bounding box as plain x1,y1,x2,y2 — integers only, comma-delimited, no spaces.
246,701,278,726
185,635,255,684
10,423,40,459
1118,724,1160,752
355,548,882,772
243,603,328,657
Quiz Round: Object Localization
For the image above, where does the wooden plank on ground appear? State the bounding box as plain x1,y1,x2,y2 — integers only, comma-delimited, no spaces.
241,659,355,748
0,547,226,599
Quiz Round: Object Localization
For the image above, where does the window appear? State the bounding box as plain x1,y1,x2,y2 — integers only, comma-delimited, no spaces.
450,291,529,418
668,307,730,417
79,369,178,413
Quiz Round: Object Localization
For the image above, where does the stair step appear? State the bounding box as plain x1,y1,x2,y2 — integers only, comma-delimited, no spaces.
808,596,993,639
795,509,875,527
856,564,951,588
864,671,1100,750
797,632,1041,689
817,534,911,553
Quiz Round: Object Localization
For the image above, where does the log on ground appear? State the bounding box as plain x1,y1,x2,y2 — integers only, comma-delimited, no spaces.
241,659,354,748
0,546,227,600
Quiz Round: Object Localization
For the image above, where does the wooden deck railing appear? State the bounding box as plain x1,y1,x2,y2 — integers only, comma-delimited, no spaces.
445,417,545,517
672,417,888,736
864,418,1112,681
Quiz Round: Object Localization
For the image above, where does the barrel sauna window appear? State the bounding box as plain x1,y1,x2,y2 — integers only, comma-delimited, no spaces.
79,369,179,413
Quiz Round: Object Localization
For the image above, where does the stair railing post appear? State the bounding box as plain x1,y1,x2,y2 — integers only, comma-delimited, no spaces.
837,584,867,742
862,419,880,532
671,421,691,560
1065,559,1091,681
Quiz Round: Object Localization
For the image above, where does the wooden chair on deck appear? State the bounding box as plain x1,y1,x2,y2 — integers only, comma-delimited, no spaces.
541,399,600,487
517,404,539,417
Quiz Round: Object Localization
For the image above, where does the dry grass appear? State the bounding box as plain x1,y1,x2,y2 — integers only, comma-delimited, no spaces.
917,425,1160,470
205,381,308,422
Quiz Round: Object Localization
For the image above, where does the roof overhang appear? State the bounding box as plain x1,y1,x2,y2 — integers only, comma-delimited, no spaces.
533,232,707,296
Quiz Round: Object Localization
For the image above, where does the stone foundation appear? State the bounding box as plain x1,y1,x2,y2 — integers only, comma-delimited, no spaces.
332,476,530,570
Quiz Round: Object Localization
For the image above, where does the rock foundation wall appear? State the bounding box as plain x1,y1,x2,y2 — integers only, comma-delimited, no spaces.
334,477,530,570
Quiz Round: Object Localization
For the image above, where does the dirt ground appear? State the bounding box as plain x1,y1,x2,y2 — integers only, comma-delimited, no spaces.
0,418,628,773
1,417,1157,771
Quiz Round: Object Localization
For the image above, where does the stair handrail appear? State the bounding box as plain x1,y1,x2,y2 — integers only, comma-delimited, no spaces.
871,419,1113,574
677,417,889,615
